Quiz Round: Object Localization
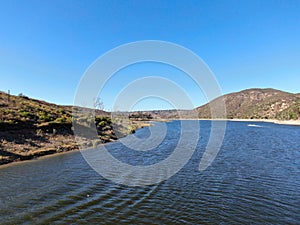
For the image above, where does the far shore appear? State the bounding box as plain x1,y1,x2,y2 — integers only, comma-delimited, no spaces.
196,118,300,126
161,118,300,126
226,118,300,126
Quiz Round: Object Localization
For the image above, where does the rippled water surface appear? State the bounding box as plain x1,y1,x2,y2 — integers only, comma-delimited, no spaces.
1,121,300,224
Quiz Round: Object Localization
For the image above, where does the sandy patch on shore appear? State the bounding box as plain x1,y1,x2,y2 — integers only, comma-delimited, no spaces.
213,118,300,126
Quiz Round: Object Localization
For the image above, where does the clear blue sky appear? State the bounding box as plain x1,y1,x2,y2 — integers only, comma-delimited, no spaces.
0,0,299,110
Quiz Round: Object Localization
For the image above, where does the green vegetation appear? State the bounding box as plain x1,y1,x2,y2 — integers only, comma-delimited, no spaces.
275,101,300,120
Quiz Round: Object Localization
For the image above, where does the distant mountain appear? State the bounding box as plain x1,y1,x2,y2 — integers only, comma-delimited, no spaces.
197,88,300,120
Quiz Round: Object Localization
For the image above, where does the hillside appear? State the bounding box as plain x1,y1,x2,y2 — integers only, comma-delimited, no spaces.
197,88,300,120
0,92,117,165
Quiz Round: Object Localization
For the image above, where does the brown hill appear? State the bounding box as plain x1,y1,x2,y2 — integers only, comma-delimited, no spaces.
197,88,300,120
0,92,116,165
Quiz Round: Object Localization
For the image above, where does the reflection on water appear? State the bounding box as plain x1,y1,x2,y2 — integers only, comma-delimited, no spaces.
0,121,300,224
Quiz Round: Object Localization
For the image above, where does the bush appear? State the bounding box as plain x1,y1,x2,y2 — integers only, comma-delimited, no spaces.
128,124,137,134
95,116,112,128
38,111,55,122
95,116,111,124
3,109,14,115
18,93,29,99
18,110,37,120
57,109,65,114
98,121,107,127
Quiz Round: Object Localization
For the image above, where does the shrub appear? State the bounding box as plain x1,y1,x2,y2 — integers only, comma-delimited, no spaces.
95,116,111,124
38,111,54,122
18,93,29,99
6,119,15,124
18,110,37,120
98,121,107,127
57,109,65,114
3,109,14,115
128,124,137,134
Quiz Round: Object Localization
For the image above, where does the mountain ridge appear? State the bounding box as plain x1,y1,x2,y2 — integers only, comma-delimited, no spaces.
196,88,300,120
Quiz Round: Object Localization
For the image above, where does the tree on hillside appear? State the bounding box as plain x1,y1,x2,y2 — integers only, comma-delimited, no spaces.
93,97,104,111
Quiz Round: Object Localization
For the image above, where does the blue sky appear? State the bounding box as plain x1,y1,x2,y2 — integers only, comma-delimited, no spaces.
0,0,299,110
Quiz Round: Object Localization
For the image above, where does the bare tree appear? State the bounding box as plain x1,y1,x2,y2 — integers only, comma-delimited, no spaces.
7,90,10,102
93,97,104,111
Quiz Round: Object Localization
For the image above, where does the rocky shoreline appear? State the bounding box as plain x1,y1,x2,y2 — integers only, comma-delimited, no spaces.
0,119,151,167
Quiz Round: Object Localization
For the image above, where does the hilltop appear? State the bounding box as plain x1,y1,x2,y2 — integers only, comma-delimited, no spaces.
197,88,300,120
129,88,300,121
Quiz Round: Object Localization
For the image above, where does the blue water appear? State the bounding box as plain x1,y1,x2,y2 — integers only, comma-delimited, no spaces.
0,121,299,224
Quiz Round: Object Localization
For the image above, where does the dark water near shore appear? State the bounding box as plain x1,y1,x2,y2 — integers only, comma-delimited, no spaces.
1,121,300,224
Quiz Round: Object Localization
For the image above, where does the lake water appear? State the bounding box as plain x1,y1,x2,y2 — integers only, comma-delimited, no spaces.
0,120,300,224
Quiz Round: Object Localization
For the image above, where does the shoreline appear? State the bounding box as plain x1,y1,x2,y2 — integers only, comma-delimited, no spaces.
0,146,80,169
1,118,299,168
0,140,116,169
0,121,151,168
179,118,300,126
221,118,300,126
